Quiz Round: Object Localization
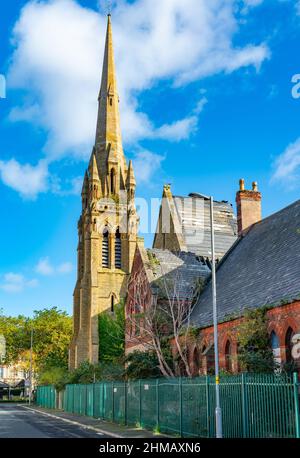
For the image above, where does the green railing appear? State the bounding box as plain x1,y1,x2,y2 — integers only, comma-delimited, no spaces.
36,373,300,438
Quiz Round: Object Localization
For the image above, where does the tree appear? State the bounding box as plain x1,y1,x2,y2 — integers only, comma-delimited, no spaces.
126,265,202,378
38,366,69,391
30,307,73,370
0,307,72,373
0,312,28,363
236,308,276,373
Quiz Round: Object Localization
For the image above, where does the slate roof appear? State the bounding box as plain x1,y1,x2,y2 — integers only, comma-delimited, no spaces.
146,249,211,299
173,193,237,260
190,199,300,329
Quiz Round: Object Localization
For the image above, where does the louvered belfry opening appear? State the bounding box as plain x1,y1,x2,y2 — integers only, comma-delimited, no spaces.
102,227,109,268
115,228,121,269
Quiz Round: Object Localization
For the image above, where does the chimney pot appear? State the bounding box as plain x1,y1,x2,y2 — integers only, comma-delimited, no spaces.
239,178,245,191
252,181,258,192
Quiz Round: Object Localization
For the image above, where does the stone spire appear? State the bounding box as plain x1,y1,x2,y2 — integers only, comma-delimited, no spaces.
94,14,126,193
88,151,101,202
89,150,100,182
126,160,136,187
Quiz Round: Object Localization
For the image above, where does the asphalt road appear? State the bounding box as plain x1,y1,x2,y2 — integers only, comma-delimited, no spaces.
0,404,106,438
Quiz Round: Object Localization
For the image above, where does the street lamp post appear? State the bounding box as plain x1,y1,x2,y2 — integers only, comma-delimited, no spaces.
209,196,223,438
28,328,33,406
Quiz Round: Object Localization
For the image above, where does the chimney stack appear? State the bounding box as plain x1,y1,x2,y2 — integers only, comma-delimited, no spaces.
236,179,261,236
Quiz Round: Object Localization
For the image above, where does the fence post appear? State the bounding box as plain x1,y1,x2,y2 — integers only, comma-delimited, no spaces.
102,383,105,419
112,381,115,423
124,382,127,426
156,379,160,431
179,378,183,437
139,380,142,427
241,373,249,438
93,382,96,418
205,376,210,438
293,372,300,438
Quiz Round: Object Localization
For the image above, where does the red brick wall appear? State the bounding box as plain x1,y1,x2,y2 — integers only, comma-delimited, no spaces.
187,301,300,375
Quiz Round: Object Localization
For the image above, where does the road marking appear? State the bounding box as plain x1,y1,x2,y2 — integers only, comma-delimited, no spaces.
20,405,120,438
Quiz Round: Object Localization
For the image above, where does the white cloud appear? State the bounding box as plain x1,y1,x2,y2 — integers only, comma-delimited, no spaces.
133,149,165,184
35,257,73,276
4,0,269,196
0,159,48,199
35,257,54,276
272,138,300,185
0,272,38,293
57,262,73,274
8,0,269,148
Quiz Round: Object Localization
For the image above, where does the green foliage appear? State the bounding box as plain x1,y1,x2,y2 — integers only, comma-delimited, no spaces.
0,313,29,363
153,425,161,435
124,350,162,379
0,307,72,372
38,366,69,391
68,361,124,384
68,361,102,384
39,360,125,388
147,251,160,268
98,301,125,364
237,308,276,373
30,308,73,370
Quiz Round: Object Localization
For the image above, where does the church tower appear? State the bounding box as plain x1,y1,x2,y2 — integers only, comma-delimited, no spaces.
69,15,139,369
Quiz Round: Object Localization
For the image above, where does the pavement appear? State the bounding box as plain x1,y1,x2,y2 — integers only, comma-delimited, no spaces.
0,403,164,438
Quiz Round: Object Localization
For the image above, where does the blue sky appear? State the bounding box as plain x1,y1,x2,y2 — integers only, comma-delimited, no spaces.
1,0,300,317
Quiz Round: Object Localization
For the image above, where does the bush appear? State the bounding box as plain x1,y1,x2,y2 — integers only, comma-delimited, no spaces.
38,366,69,391
124,351,162,379
237,308,276,373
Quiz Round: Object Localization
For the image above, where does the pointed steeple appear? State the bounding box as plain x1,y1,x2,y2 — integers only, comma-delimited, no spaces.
126,160,136,188
94,14,126,193
88,151,101,202
89,150,100,182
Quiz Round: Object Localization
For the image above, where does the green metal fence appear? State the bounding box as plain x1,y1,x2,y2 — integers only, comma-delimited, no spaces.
36,384,56,409
36,373,300,438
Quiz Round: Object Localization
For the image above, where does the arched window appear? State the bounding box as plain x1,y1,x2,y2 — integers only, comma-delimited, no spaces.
285,327,294,363
111,295,114,313
225,340,233,372
102,227,109,268
115,228,121,269
110,168,115,194
270,330,281,365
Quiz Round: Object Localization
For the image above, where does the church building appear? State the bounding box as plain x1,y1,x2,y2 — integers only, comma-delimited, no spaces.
69,15,139,369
